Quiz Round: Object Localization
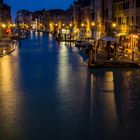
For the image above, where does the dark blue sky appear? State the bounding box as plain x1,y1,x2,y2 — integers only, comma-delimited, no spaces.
4,0,74,21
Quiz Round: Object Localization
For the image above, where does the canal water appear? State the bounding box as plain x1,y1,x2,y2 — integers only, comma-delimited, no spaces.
0,32,140,140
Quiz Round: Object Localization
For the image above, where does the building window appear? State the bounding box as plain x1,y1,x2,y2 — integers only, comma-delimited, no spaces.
131,17,134,26
118,17,121,25
136,16,140,26
126,17,129,25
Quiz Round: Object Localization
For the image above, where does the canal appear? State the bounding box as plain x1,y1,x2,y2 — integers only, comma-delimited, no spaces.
0,32,140,140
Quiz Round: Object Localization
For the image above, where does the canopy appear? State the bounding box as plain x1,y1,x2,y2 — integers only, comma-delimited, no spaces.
102,37,118,42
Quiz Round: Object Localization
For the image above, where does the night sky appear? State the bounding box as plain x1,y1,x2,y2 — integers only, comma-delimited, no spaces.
4,0,74,21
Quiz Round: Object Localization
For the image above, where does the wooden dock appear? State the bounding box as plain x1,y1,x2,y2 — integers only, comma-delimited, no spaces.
88,51,140,68
88,61,140,68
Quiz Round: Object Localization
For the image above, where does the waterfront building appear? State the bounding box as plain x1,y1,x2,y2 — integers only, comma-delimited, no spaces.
67,0,93,38
80,5,92,38
15,10,31,29
31,9,47,31
47,9,66,33
66,3,81,39
113,0,140,35
77,0,90,7
113,0,140,52
90,0,105,39
103,0,114,36
2,4,11,24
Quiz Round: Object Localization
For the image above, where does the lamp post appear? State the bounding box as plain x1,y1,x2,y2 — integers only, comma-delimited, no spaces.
81,23,85,40
112,23,116,37
69,23,72,42
91,22,95,38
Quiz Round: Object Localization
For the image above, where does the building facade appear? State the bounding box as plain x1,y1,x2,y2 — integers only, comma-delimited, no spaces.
31,9,47,31
15,10,31,29
47,9,66,33
2,4,11,24
113,0,140,35
91,0,105,38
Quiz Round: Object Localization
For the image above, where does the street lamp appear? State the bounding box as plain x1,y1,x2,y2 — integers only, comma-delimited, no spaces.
91,22,95,26
69,23,72,27
81,23,85,27
91,22,95,38
112,23,116,28
69,24,73,41
2,23,6,28
81,23,86,39
112,23,116,37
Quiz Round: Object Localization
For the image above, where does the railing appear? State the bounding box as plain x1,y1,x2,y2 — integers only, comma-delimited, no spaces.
92,51,140,63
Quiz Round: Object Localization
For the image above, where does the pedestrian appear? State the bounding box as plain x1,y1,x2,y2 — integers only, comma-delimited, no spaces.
5,28,10,37
105,41,111,61
58,32,61,42
114,42,118,61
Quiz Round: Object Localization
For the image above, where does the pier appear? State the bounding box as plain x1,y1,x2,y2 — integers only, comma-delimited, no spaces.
88,51,140,67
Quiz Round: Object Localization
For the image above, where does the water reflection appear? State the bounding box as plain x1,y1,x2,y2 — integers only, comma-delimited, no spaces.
30,31,33,40
89,68,140,139
0,51,24,139
49,33,53,41
57,42,70,91
0,33,140,140
40,31,43,37
35,31,38,39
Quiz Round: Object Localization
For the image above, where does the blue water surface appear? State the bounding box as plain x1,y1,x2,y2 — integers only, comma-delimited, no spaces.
0,32,140,140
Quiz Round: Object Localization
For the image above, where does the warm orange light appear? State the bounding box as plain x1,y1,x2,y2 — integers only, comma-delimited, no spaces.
69,24,72,27
132,35,138,38
81,23,85,27
2,24,6,28
112,23,116,27
91,22,95,26
13,24,16,27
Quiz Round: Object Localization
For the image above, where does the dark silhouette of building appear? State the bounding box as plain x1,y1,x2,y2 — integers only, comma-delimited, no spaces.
77,0,90,7
2,4,11,23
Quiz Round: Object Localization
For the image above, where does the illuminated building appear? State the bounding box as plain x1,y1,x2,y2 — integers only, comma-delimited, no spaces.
80,6,92,37
15,10,31,29
113,0,140,35
66,4,81,30
47,9,66,33
90,0,105,39
31,9,47,31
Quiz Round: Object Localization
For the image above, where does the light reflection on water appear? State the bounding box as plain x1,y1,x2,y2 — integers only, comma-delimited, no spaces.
0,33,140,140
0,49,25,139
89,68,140,139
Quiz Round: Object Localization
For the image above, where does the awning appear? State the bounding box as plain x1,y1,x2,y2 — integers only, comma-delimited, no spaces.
102,37,118,42
115,32,128,37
